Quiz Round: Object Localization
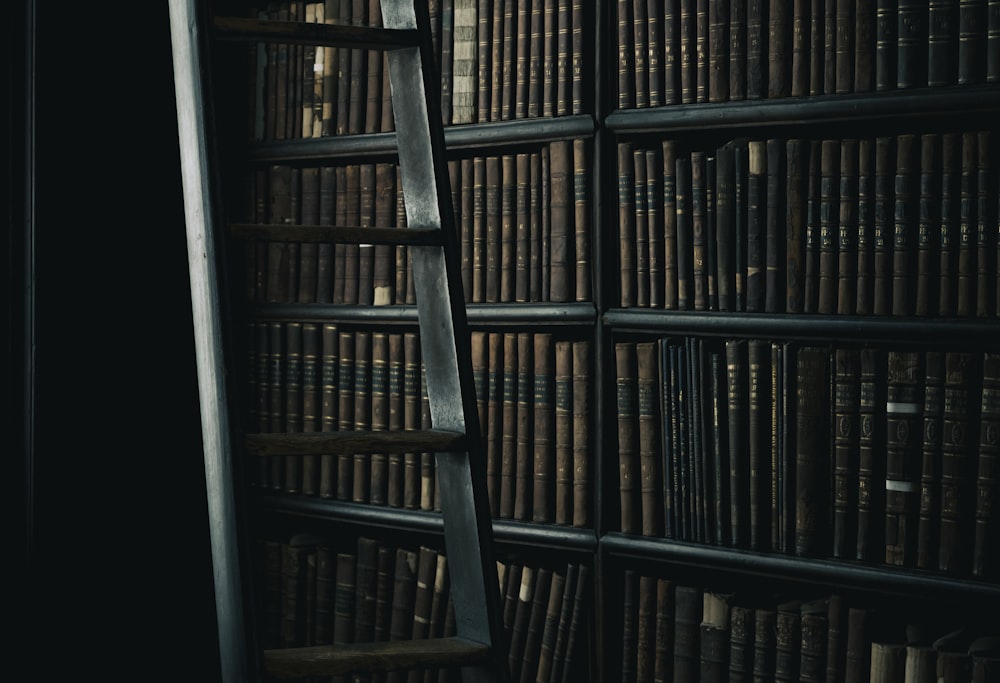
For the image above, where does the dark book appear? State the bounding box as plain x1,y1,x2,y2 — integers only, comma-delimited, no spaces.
265,165,293,304
635,148,651,308
315,544,335,646
790,0,808,96
661,142,679,311
316,164,335,303
619,0,635,109
795,346,831,558
373,162,395,306
572,340,592,528
333,551,358,683
358,163,377,306
700,592,731,683
838,139,860,315
351,331,372,505
501,562,522,633
990,0,1000,83
768,0,791,97
976,131,995,317
647,148,664,309
548,563,578,683
897,0,929,87
928,0,959,86
353,537,380,653
696,0,709,102
472,156,487,303
746,140,766,312
364,3,383,137
674,585,703,683
319,323,339,499
369,332,389,506
786,138,808,314
875,0,898,90
717,142,737,311
916,134,942,317
824,594,847,683
774,600,802,682
835,0,855,93
617,341,640,534
279,537,311,649
420,368,435,512
556,0,573,116
386,548,417,683
550,140,573,303
489,0,504,122
808,0,824,95
818,139,840,316
403,546,439,683
542,0,558,117
485,155,502,303
298,166,320,303
459,158,475,303
748,339,772,551
403,333,422,510
917,351,945,572
421,554,450,683
854,0,876,90
514,332,534,521
707,152,718,310
513,0,529,119
533,149,546,301
959,0,988,84
346,0,366,135
885,349,923,567
333,166,348,303
469,331,490,510
342,164,361,305
638,341,663,537
559,564,589,683
574,138,592,303
892,134,919,316
844,607,870,683
676,152,694,311
939,132,962,316
747,0,768,97
633,0,649,109
752,607,777,682
680,0,697,103
709,0,731,102
692,150,709,311
833,348,861,560
824,0,837,94
733,141,749,312
728,603,754,681
662,0,681,103
647,0,664,108
621,570,638,683
855,138,876,315
526,0,543,117
501,153,517,302
500,332,518,519
283,322,304,494
554,340,573,526
519,567,552,683
873,136,895,316
938,351,977,574
535,568,566,683
508,566,535,681
532,334,555,524
765,139,785,313
619,142,638,307
856,347,885,562
798,599,829,683
726,339,749,548
728,0,747,100
973,352,1000,578
636,574,657,683
267,322,286,491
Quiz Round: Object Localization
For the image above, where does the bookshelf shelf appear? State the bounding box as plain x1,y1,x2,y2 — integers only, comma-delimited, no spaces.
252,302,597,325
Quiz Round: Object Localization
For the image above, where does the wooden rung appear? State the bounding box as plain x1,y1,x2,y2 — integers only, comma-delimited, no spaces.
245,430,466,456
227,223,443,246
212,16,419,50
263,637,490,678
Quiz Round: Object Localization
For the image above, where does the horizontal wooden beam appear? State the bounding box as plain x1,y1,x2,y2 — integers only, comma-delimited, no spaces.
245,430,467,456
228,223,443,246
212,16,419,50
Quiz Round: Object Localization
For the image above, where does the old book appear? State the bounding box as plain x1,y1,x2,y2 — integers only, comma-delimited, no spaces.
267,322,286,491
746,140,766,312
838,139,860,315
833,348,861,559
387,333,404,508
663,0,681,103
884,349,923,567
916,134,941,316
804,139,822,314
707,153,719,310
873,136,894,316
357,163,377,306
552,340,573,526
550,140,573,303
342,164,361,305
892,134,919,316
875,0,897,90
976,131,994,317
676,149,694,310
765,139,785,313
734,141,749,312
420,369,435,512
938,351,977,574
696,0,709,102
559,564,589,682
973,352,1000,578
775,600,802,682
916,351,945,570
617,342,640,534
621,570,639,682
403,333,421,510
716,142,737,312
692,151,709,310
532,334,555,524
825,594,847,683
795,346,831,558
646,0,664,108
386,548,417,683
300,324,319,492
471,156,487,303
346,0,366,134
632,0,649,109
700,591,730,682
512,0,529,119
870,642,906,681
487,331,504,511
548,563,579,683
556,0,573,116
618,0,635,108
662,141,679,310
283,322,304,494
333,551,358,682
638,341,663,537
619,142,638,307
508,566,535,681
823,0,837,94
451,0,477,123
768,0,791,96
485,155,502,303
647,148,664,309
790,0,808,96
635,148,651,308
747,0,767,97
786,138,808,314
844,607,870,683
709,0,731,102
351,331,372,504
518,567,552,682
314,543,335,646
674,585,703,682
635,574,657,683
514,332,534,521
679,0,697,102
728,602,753,681
752,607,777,682
834,0,854,92
574,138,592,303
728,0,747,100
298,166,320,303
855,138,876,315
818,139,840,316
959,0,988,84
939,132,962,316
489,0,504,121
747,339,772,551
532,149,545,301
572,340,592,528
854,0,876,90
319,323,339,498
279,537,311,649
897,0,929,87
726,339,749,548
369,332,389,505
501,154,517,302
499,332,518,519
798,598,829,683
928,0,959,86
534,568,566,683
770,342,786,552
353,537,380,654
856,348,884,562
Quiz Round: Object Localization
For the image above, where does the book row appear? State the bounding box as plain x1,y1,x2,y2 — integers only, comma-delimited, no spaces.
617,130,1000,317
247,0,588,142
257,533,590,683
246,323,593,527
614,338,1000,579
618,570,999,683
245,139,591,306
617,0,1000,110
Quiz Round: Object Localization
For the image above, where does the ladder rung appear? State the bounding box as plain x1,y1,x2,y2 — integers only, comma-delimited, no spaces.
212,16,420,50
245,430,467,456
263,637,490,678
228,223,444,246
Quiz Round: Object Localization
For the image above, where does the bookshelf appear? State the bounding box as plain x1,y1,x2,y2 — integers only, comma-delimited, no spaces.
195,0,999,681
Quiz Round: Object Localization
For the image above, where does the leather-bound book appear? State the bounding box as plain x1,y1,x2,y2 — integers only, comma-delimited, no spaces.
664,0,681,104
803,139,822,314
768,0,791,97
709,344,731,545
748,339,772,551
823,0,837,94
976,130,994,317
959,0,988,84
897,0,928,88
916,351,945,570
403,333,421,510
825,595,847,683
500,154,517,303
512,154,528,302
279,537,311,649
673,585,703,682
489,0,504,122
633,0,650,109
508,566,536,682
386,548,417,683
535,568,566,683
459,158,474,303
472,156,486,303
928,0,959,87
835,0,855,93
692,151,709,310
765,139,785,313
818,139,840,316
514,0,530,119
283,322,304,494
369,332,389,505
351,331,372,505
526,0,543,117
620,142,638,307
572,0,586,115
653,578,675,681
617,341,640,534
700,591,731,683
487,332,503,517
844,607,870,683
533,334,555,524
856,138,876,315
574,139,592,303
790,0,808,97
957,132,978,317
838,139,860,315
709,0,731,103
314,543,335,646
621,570,639,683
807,0,823,95
500,332,518,519
676,151,694,310
318,323,339,498
973,352,1000,579
734,141,749,312
747,0,767,98
853,0,877,91
518,567,551,683
636,574,657,683
939,132,962,317
548,563,579,683
875,0,897,90
353,537,380,650
746,140,766,312
729,602,754,682
717,142,737,312
559,564,589,683
833,348,861,560
267,322,286,490
873,136,894,316
774,600,802,682
619,0,636,109
798,598,828,683
696,0,709,103
572,340,592,528
870,642,906,681
387,333,404,509
795,346,831,558
485,155,502,303
373,163,395,306
727,338,749,548
916,134,941,317
514,332,534,521
938,351,977,574
892,134,919,316
333,551,358,683
856,347,885,562
635,148,651,308
638,341,663,537
554,340,573,526
884,349,923,567
786,138,808,314
753,607,777,682
730,0,747,100
680,0,697,103
358,164,376,306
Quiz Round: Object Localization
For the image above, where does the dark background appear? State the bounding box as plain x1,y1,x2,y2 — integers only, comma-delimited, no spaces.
13,2,223,679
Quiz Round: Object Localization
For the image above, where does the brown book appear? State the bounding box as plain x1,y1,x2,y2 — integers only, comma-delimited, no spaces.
664,0,681,104
973,352,1000,578
856,347,885,562
490,0,505,122
939,132,962,316
575,139,592,303
844,607,870,683
535,569,566,683
856,138,876,315
572,340,592,528
728,602,753,681
818,139,840,316
320,0,339,136
419,367,435,512
531,150,545,302
823,0,837,94
892,134,919,316
342,164,361,305
387,333,405,508
514,332,534,521
635,148,651,308
692,150,709,311
279,537,310,649
662,140,679,310
514,0,530,119
531,334,555,524
319,323,339,499
404,546,439,683
873,136,894,316
487,332,503,517
753,607,777,682
519,567,553,682
791,0,809,96
835,0,855,92
549,564,580,683
373,163,395,306
333,166,347,303
459,158,474,303
334,0,352,136
298,166,320,303
527,0,543,116
501,153,517,302
403,333,422,510
938,351,977,573
333,551,358,683
314,543,335,646
554,340,573,526
675,151,694,310
765,139,785,313
768,0,791,97
485,155,502,303
833,348,861,560
976,130,994,317
854,0,876,91
542,0,558,117
694,0,709,103
884,349,923,567
358,164,376,306
369,332,389,505
798,599,829,683
386,548,417,683
364,3,383,136
283,322,304,494
347,0,366,134
515,152,531,302
699,591,730,682
556,0,573,116
619,142,638,307
550,140,573,303
637,342,663,538
916,134,941,317
352,331,372,505
795,346,831,558
786,139,808,314
636,574,658,683
870,642,906,681
875,0,898,90
500,332,518,519
916,351,945,570
838,139,860,315
617,342,640,535
301,322,321,496
472,156,487,303
316,164,335,303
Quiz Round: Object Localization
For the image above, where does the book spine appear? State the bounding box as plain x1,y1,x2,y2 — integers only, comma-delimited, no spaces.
765,139,785,313
786,138,807,314
676,151,694,310
833,348,861,560
873,136,894,316
973,352,1000,578
747,0,768,98
638,341,663,537
856,348,884,562
699,592,730,682
855,0,876,91
959,0,988,84
696,0,709,102
818,139,840,316
727,338,749,549
916,134,941,316
369,332,389,505
938,351,977,573
856,138,875,315
875,0,897,90
673,586,703,682
746,140,766,312
753,608,777,681
617,341,640,535
791,0,809,96
635,148,651,308
928,0,960,87
555,340,573,526
352,331,372,505
647,148,665,309
916,351,945,570
572,340,592,528
665,0,681,104
514,332,534,521
620,142,638,307
884,349,923,567
748,339,772,551
574,139,592,303
976,130,995,317
533,334,555,524
730,0,747,100
838,139,860,315
798,600,829,683
692,151,709,311
500,333,517,518
795,347,831,558
717,143,736,311
768,0,790,97
958,131,978,316
709,0,731,103
897,0,929,88
635,574,657,683
774,601,802,681
892,134,919,316
835,0,855,93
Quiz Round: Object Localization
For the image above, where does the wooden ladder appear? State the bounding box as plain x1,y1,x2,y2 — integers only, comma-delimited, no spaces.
167,1,507,681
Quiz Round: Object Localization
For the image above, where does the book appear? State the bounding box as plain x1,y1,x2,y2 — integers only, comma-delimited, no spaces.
729,602,754,681
976,130,994,317
856,138,875,315
753,607,777,682
519,567,552,682
746,140,766,312
386,548,418,683
727,339,747,548
635,147,651,308
573,139,592,303
638,341,663,537
916,134,941,316
548,563,579,683
680,0,696,102
786,138,807,314
536,568,566,683
835,0,855,93
885,349,923,567
765,139,785,313
353,537,380,650
673,585,703,682
716,141,737,312
856,347,884,562
646,148,664,309
616,341,640,534
873,136,895,316
928,0,960,87
691,150,708,310
916,351,945,570
875,0,898,90
844,607,870,683
768,0,791,97
676,150,694,310
501,154,517,302
790,0,809,97
284,322,304,494
897,0,929,88
554,340,573,526
833,348,861,560
795,346,831,558
870,642,906,681
370,332,389,506
747,0,767,98
486,155,502,303
818,139,840,315
939,132,962,317
533,334,555,524
798,598,828,682
319,323,339,499
572,340,592,528
748,339,772,551
838,139,859,315
973,352,1000,578
938,351,976,573
892,134,919,316
500,332,517,519
959,0,989,84
508,566,535,681
514,332,534,521
352,331,372,505
619,142,637,307
549,140,573,303
621,570,639,682
823,0,837,94
451,0,477,124
403,332,422,510
709,0,730,103
775,599,802,681
333,551,358,682
825,594,847,683
636,574,657,683
696,0,709,102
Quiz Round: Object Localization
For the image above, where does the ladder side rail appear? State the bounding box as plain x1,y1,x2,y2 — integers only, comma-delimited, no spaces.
168,1,250,681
